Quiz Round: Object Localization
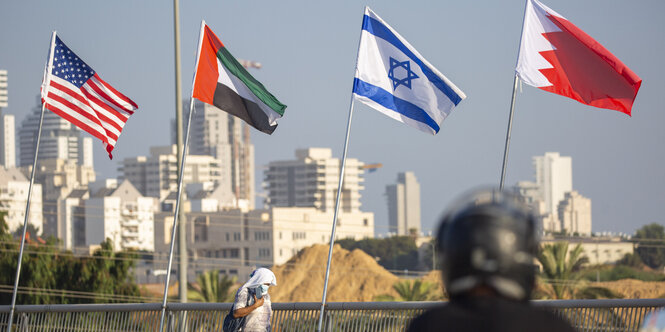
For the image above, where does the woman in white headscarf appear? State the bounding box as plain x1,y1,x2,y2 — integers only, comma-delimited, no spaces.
232,268,277,332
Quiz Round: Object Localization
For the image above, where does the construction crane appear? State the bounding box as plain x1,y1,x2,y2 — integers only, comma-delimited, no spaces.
238,59,262,69
362,163,383,173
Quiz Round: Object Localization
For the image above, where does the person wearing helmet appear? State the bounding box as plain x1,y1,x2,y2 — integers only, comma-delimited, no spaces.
407,189,575,332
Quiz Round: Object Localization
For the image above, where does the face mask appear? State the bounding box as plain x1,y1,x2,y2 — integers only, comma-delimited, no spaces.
259,285,269,295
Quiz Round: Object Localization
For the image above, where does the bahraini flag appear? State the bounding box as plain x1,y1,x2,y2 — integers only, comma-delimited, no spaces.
516,0,641,115
192,22,286,134
352,7,466,135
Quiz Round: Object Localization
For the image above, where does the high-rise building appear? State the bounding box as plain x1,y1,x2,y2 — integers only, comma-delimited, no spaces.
386,172,421,236
264,148,365,213
84,179,155,252
557,190,592,235
119,145,223,199
1,114,15,168
0,69,14,168
35,158,96,244
48,188,88,250
533,152,572,221
18,97,93,167
181,100,255,208
0,70,7,108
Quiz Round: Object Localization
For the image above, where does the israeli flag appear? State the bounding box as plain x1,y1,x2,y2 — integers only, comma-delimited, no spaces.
353,7,466,135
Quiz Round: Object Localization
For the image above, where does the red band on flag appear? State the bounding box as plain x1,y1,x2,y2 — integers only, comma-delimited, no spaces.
538,14,642,115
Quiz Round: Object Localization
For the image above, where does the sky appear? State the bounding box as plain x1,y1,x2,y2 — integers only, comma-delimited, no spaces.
1,1,664,236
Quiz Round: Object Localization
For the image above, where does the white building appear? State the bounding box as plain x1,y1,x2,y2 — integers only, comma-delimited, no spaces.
84,180,155,251
54,189,88,250
264,148,365,213
34,158,95,244
0,167,43,234
0,70,7,108
153,206,374,280
33,158,96,201
19,97,93,167
386,172,421,236
533,152,572,221
186,100,255,208
186,181,239,212
0,114,15,169
119,145,223,200
0,70,14,169
514,154,592,235
558,190,592,236
541,236,633,265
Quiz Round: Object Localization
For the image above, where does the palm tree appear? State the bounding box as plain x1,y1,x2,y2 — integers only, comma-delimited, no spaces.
537,242,588,299
188,270,236,303
374,280,440,301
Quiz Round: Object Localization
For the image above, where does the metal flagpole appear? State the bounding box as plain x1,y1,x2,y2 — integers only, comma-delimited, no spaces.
7,31,57,332
499,74,519,191
317,10,365,332
499,0,530,191
158,20,206,332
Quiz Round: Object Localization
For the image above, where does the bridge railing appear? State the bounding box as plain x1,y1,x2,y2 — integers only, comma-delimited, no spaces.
0,299,663,331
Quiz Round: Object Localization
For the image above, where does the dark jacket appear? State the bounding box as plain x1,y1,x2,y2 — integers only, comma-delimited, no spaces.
407,296,576,332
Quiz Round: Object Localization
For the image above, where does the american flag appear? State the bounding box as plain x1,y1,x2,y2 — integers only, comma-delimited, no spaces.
43,35,138,159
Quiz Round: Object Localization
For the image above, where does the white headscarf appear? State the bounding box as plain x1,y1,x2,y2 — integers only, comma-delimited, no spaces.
242,268,277,289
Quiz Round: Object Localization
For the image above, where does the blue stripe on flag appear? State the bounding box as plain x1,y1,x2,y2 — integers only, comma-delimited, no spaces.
353,78,440,133
361,15,463,106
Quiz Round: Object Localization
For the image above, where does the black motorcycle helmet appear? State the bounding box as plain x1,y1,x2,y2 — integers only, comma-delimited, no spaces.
437,188,538,301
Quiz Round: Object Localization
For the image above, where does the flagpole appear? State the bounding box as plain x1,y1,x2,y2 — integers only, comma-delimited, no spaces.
7,31,57,332
316,9,365,332
158,20,206,332
499,74,519,191
499,0,530,191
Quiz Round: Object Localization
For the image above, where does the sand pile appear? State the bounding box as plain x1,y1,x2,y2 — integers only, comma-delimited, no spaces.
270,244,400,302
593,279,665,299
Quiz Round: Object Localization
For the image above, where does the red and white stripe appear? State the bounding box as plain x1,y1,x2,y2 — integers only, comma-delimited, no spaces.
43,73,138,159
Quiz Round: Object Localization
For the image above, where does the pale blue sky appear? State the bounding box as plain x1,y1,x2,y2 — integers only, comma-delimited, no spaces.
1,1,663,235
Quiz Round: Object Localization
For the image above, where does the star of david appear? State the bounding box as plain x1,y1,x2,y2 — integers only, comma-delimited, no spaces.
387,57,419,90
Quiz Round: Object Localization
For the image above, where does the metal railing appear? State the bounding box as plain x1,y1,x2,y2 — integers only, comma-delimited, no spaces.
0,299,662,331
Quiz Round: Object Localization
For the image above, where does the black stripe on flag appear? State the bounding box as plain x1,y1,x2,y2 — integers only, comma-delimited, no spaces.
213,82,277,134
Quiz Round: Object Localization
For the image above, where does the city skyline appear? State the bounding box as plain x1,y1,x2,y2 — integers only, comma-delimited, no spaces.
1,1,664,234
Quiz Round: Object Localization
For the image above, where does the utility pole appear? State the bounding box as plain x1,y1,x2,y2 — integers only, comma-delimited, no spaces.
172,0,187,303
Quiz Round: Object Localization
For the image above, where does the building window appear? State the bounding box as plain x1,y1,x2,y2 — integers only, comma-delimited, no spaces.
363,218,368,226
292,232,306,240
230,249,239,258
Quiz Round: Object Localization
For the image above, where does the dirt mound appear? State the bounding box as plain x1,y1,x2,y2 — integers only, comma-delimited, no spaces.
593,279,665,299
421,270,443,288
270,244,400,302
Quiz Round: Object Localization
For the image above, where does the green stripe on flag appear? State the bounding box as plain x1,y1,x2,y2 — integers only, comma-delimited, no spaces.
217,47,286,116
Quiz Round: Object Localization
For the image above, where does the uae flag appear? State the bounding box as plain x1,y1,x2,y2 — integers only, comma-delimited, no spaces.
192,23,286,134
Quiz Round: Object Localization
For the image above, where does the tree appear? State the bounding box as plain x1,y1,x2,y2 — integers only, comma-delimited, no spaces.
375,280,440,301
188,270,236,303
634,223,665,269
616,253,645,268
0,211,141,304
337,236,420,271
537,242,588,299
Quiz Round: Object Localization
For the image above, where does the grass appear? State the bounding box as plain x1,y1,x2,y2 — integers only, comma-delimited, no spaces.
580,265,665,282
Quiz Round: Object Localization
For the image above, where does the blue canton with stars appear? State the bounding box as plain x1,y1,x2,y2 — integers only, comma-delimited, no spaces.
51,36,95,88
387,57,419,90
